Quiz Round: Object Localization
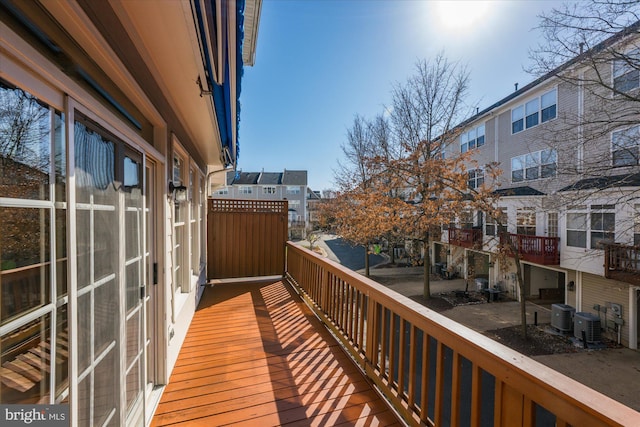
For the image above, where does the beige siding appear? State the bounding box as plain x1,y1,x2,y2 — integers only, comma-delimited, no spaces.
582,273,630,347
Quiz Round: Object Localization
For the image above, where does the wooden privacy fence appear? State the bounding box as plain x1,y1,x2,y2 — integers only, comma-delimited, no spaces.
285,242,639,427
207,199,287,279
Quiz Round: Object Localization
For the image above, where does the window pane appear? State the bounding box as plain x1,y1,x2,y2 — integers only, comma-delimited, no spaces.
0,314,52,403
541,149,557,164
526,113,539,128
603,212,615,231
512,105,523,121
476,135,485,147
512,119,523,134
612,126,638,148
526,167,539,180
512,169,523,182
0,84,52,201
75,122,116,205
511,156,524,170
541,105,556,122
477,124,485,138
526,99,539,115
461,143,468,153
591,212,604,230
54,111,66,202
613,148,637,166
567,213,586,229
567,230,587,248
591,231,614,249
1,207,51,324
525,152,539,167
614,70,640,92
541,89,556,108
541,163,557,178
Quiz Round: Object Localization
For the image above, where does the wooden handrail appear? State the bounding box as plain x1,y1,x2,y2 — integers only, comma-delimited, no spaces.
285,242,638,426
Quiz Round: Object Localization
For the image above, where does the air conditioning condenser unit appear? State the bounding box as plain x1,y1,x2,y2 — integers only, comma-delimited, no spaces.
573,312,601,343
551,304,575,332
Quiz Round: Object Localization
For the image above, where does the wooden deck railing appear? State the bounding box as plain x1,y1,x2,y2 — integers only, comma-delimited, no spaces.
500,233,560,265
604,242,640,285
285,242,638,427
448,228,482,249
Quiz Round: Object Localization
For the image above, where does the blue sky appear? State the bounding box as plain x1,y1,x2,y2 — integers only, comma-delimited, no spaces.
239,0,564,192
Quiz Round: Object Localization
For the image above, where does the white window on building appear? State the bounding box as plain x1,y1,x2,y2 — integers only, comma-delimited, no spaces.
263,186,276,195
511,149,557,182
511,105,524,134
566,209,588,248
516,208,536,236
590,205,615,249
173,152,188,294
547,212,558,238
612,125,640,167
467,168,484,189
214,187,229,195
566,205,615,249
461,124,485,152
287,186,301,195
613,49,640,93
485,208,507,236
239,186,252,194
511,88,557,134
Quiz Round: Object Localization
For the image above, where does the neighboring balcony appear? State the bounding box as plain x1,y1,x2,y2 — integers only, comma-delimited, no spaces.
448,227,483,249
604,242,640,285
500,233,560,265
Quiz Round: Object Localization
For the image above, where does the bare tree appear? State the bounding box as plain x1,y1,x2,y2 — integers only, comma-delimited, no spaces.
381,54,479,299
529,2,640,200
332,115,391,277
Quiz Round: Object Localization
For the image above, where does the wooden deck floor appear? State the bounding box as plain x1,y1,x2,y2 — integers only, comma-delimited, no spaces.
151,280,402,426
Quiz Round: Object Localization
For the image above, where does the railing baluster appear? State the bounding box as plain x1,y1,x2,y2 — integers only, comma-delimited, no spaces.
434,340,445,426
470,364,482,427
420,332,430,423
451,351,461,427
397,318,406,400
407,324,417,410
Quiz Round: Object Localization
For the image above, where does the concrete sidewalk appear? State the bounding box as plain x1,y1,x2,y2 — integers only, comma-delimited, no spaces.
365,266,640,412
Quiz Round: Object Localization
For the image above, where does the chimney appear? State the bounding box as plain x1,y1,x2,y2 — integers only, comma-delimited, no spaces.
514,82,519,91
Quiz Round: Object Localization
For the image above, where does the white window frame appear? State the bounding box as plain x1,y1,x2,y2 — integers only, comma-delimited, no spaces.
511,149,557,183
611,124,640,167
286,186,301,195
511,88,557,134
547,212,558,238
460,123,485,152
565,205,615,249
467,168,484,189
172,143,189,297
613,48,640,93
239,186,252,195
263,186,276,195
516,208,536,236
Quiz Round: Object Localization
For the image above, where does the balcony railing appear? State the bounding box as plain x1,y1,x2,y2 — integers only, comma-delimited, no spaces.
448,228,482,249
604,242,640,285
500,233,560,265
285,242,637,426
